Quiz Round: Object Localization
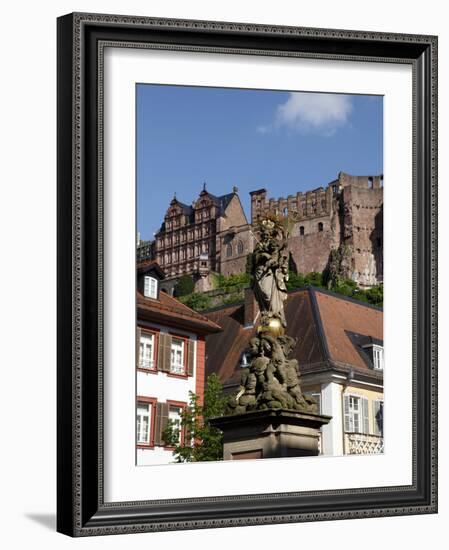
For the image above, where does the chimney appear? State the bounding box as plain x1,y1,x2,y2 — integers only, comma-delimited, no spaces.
244,287,259,328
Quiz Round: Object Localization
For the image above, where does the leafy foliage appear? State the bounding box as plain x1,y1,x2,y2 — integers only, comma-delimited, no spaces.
162,374,227,462
286,269,383,307
173,274,195,297
215,272,250,293
179,292,212,311
286,271,324,290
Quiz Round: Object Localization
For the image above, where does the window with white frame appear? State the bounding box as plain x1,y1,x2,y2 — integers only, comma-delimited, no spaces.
344,394,369,433
144,275,158,299
168,405,183,445
170,338,185,374
139,332,155,370
372,345,384,370
136,402,152,445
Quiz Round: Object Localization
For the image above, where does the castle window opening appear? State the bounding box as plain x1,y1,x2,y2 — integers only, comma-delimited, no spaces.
368,177,374,189
226,244,233,258
299,226,305,236
237,240,244,255
283,207,288,216
318,222,324,232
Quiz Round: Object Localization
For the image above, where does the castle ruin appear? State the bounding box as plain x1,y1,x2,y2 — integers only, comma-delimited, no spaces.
137,172,383,290
250,172,383,287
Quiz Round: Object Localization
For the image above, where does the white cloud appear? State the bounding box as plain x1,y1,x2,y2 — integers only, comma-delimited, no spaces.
263,92,352,136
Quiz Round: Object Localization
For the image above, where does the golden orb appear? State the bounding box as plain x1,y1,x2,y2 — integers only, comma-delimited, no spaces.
259,317,284,338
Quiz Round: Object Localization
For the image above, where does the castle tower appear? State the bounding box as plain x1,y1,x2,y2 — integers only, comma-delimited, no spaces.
250,189,267,224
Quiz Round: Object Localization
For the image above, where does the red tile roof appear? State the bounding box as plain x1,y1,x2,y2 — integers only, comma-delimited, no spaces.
204,287,383,387
314,291,383,370
137,291,221,335
137,260,165,278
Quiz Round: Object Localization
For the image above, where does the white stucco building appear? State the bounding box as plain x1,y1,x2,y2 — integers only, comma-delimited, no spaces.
136,261,220,466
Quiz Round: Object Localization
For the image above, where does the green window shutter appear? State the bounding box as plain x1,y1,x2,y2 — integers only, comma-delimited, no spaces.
187,339,195,377
344,395,352,432
136,327,141,369
362,397,369,434
154,402,169,446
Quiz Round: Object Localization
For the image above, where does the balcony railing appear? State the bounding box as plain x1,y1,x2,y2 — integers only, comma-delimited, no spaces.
346,433,384,455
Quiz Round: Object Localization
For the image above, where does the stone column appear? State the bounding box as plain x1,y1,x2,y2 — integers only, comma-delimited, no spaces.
321,382,344,456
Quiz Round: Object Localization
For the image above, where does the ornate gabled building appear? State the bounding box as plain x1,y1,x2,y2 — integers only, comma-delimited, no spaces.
145,184,253,291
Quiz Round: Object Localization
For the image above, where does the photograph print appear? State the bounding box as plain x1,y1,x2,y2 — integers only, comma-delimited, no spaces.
135,84,384,466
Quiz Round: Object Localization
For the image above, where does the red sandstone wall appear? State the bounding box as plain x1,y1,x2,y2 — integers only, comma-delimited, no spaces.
289,228,333,275
341,186,383,286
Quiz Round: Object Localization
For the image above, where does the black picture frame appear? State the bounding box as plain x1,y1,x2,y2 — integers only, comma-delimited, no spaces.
57,12,438,537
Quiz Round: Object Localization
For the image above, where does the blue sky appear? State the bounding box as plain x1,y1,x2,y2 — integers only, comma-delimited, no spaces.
137,84,383,240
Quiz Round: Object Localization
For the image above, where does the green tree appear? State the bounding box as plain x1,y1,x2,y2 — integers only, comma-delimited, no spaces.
179,292,212,311
174,274,195,297
364,284,383,307
286,271,305,290
162,374,227,462
216,272,250,293
304,271,325,287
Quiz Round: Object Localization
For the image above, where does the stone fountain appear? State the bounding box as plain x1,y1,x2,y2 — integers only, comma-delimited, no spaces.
210,216,331,460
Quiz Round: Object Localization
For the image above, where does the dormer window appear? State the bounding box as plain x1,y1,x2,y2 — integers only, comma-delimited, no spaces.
372,345,384,370
144,276,157,299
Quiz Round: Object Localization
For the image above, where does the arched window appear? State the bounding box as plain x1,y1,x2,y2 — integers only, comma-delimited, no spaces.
226,244,232,258
283,207,288,216
299,226,305,236
318,222,324,232
237,240,244,255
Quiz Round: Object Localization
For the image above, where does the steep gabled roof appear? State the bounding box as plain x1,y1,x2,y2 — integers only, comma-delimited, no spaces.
137,260,165,279
311,288,383,371
218,192,235,212
174,201,193,215
137,291,221,335
204,287,383,387
196,188,239,216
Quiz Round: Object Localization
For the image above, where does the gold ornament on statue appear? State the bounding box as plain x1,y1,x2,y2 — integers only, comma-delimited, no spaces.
259,316,284,338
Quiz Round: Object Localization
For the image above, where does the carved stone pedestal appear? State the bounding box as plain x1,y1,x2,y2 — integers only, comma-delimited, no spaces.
210,409,331,460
